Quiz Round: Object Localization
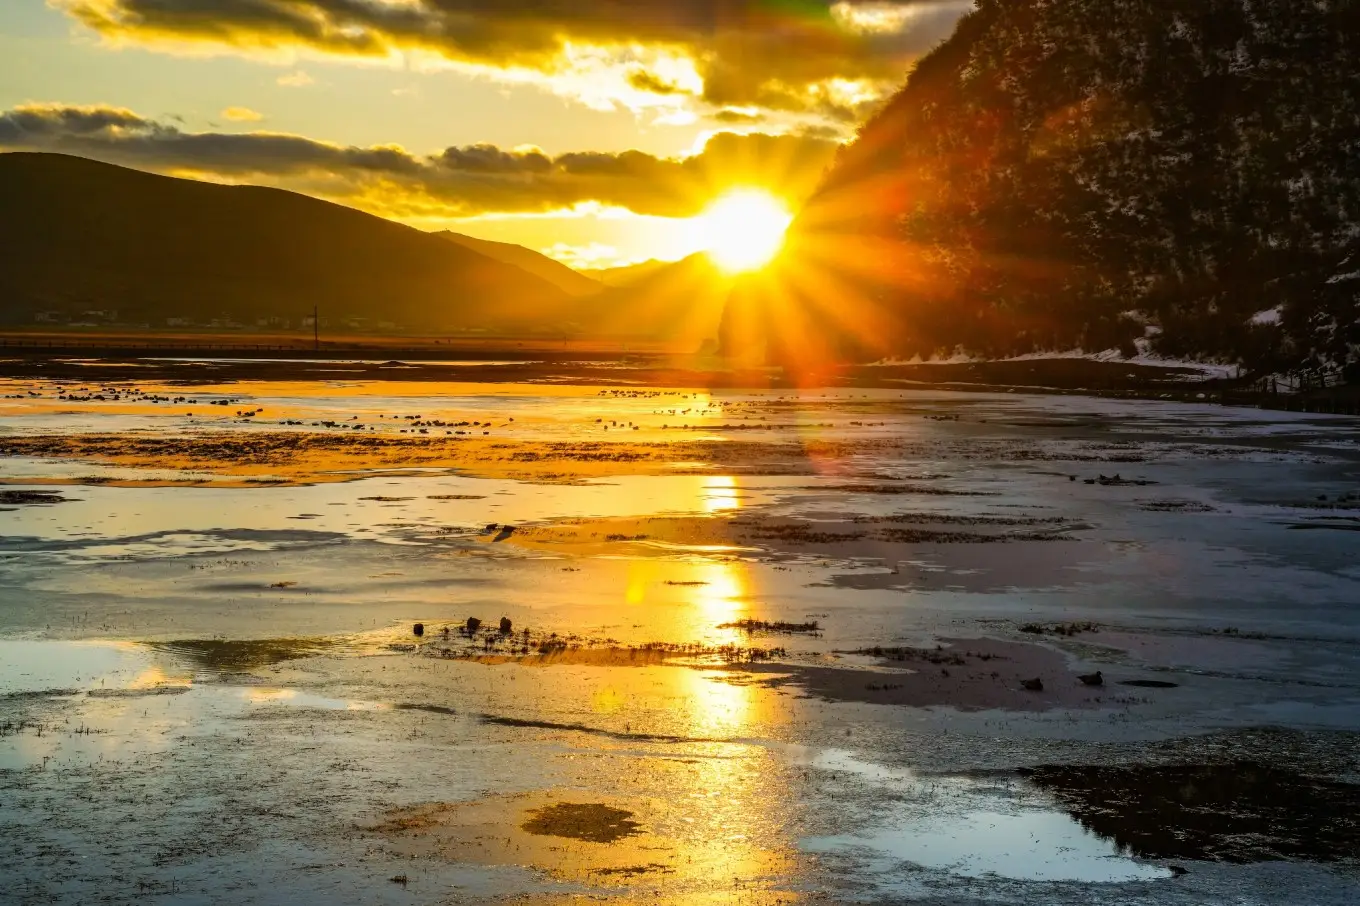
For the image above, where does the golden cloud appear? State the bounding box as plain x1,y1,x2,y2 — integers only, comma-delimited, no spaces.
275,69,314,87
221,106,263,122
0,102,841,220
54,1,972,121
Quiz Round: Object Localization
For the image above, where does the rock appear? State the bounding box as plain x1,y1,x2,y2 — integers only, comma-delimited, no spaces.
465,617,482,635
412,622,424,636
1168,865,1188,877
499,616,513,634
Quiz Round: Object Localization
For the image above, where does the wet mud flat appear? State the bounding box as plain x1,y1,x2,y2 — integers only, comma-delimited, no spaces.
3,631,1360,905
0,349,1245,399
0,428,1247,487
2,377,1360,904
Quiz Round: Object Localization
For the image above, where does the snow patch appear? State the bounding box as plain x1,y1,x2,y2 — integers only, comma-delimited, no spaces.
869,348,1238,380
1248,305,1282,326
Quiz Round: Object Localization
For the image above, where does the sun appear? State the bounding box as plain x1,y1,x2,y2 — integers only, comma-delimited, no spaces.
692,190,793,272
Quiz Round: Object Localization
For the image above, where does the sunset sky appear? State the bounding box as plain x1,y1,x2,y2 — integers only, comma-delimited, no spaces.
0,1,970,268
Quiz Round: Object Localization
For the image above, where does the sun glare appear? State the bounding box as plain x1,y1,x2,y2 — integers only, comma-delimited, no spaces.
693,190,792,272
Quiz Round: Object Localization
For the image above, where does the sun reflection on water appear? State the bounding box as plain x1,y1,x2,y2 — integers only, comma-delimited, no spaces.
702,474,742,513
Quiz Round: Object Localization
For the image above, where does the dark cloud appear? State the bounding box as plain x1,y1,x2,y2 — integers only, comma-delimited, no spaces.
59,1,972,117
437,144,552,173
626,69,690,96
0,103,171,139
0,103,839,219
711,108,768,124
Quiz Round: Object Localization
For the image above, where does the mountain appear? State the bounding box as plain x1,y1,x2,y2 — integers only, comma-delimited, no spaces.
0,152,571,333
436,231,602,297
578,253,734,344
722,0,1360,378
582,259,674,287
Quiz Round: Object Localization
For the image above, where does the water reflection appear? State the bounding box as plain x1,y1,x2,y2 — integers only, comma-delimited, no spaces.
681,669,753,739
0,639,180,696
703,475,742,513
149,638,339,673
693,559,748,628
241,687,385,711
800,750,1170,884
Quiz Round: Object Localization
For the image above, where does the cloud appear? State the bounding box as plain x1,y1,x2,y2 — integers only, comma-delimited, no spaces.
55,1,972,121
221,106,262,122
0,102,841,220
712,108,768,125
276,69,314,87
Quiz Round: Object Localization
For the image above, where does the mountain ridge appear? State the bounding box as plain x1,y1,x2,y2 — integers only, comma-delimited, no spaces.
435,231,602,297
722,0,1360,378
0,152,572,333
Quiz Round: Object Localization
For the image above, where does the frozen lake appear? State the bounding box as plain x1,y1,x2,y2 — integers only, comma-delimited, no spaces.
2,377,1358,904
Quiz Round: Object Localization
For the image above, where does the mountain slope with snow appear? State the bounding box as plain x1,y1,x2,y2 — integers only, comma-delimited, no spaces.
723,0,1359,378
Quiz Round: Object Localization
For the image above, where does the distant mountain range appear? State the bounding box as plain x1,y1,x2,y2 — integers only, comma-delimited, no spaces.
582,253,734,344
0,151,733,345
581,259,674,287
0,152,572,334
435,231,602,297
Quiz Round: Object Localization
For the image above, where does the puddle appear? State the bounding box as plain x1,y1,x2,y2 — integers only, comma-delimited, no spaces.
0,639,187,697
800,750,1170,883
237,687,388,711
0,475,789,558
149,637,341,672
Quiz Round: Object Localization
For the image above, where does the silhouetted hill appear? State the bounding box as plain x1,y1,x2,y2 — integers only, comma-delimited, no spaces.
583,259,674,287
580,253,734,344
0,153,571,333
436,231,602,297
723,0,1360,378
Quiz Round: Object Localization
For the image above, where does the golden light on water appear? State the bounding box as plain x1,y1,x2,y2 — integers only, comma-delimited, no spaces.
703,474,742,513
689,189,792,272
694,558,746,626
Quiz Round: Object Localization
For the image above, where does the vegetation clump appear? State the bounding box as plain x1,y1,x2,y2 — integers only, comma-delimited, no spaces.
717,619,821,635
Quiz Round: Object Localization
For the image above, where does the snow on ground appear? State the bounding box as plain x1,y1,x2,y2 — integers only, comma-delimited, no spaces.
871,347,1239,380
1249,305,1283,326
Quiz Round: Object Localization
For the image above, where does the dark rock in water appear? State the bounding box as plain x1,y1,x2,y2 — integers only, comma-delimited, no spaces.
465,617,482,635
499,616,513,634
520,802,642,844
412,623,424,636
0,489,75,506
1168,865,1189,877
1022,761,1360,863
393,703,456,716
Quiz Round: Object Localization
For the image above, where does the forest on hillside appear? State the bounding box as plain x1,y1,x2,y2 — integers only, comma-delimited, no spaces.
725,0,1360,379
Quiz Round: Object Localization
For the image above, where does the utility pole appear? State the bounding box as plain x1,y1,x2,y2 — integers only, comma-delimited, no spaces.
313,304,319,352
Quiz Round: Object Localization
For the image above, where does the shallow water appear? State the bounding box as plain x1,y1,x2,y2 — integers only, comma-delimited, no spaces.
2,378,1359,904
